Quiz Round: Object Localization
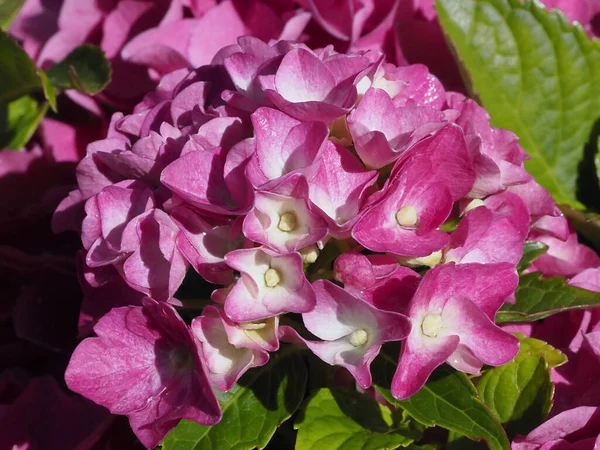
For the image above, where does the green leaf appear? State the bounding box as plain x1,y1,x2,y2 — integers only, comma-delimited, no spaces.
477,336,566,439
497,272,600,323
0,96,48,149
47,45,111,95
560,204,600,250
436,0,600,206
595,137,600,189
0,30,41,104
0,0,25,30
372,345,510,450
161,348,307,450
515,335,568,369
37,70,57,112
294,388,419,450
517,242,548,273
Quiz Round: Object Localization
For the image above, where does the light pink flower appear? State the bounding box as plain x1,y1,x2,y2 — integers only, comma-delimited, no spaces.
243,175,328,253
507,180,570,240
529,231,600,278
223,247,316,321
192,305,270,391
259,47,371,122
348,87,446,169
281,279,411,388
245,107,329,188
444,192,530,265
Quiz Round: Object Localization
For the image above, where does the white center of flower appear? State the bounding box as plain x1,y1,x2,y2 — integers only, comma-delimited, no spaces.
464,199,485,214
421,314,443,337
349,329,368,347
300,244,319,264
395,205,418,227
240,321,267,330
264,268,281,287
278,212,297,232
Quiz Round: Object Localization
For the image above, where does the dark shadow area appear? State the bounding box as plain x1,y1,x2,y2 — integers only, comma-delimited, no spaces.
237,346,308,414
330,387,393,433
577,117,600,211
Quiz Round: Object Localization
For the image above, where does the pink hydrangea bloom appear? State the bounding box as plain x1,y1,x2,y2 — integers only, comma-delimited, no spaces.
192,305,270,391
53,34,572,441
392,263,519,399
281,279,411,389
353,124,475,257
65,299,221,448
224,247,316,321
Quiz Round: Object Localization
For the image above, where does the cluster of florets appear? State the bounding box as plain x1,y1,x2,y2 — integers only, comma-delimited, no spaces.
57,37,591,448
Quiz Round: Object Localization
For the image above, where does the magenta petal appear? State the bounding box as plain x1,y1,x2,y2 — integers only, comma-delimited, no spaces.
512,407,600,450
413,262,518,320
298,280,410,388
121,19,195,74
308,142,377,236
274,48,336,103
441,296,519,366
65,300,221,448
122,209,188,300
161,142,244,215
249,107,328,184
224,247,316,322
392,333,459,400
192,306,263,391
348,88,446,168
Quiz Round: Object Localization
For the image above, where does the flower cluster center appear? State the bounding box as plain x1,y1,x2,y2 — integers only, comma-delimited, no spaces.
264,268,282,287
278,212,298,232
421,314,443,337
395,205,418,227
349,329,368,347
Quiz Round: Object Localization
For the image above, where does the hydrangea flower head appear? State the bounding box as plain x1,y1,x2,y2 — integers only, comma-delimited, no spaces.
56,34,569,444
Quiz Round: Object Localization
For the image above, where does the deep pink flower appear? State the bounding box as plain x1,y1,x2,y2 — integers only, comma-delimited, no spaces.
307,141,378,237
81,180,155,268
65,299,221,448
0,373,112,450
119,208,188,300
334,252,420,312
122,0,308,74
507,180,570,240
171,206,244,285
161,137,253,216
353,124,474,257
512,406,600,450
449,95,532,198
11,0,179,109
444,192,529,265
392,262,519,400
282,279,411,388
245,107,329,188
529,231,600,278
223,247,316,321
